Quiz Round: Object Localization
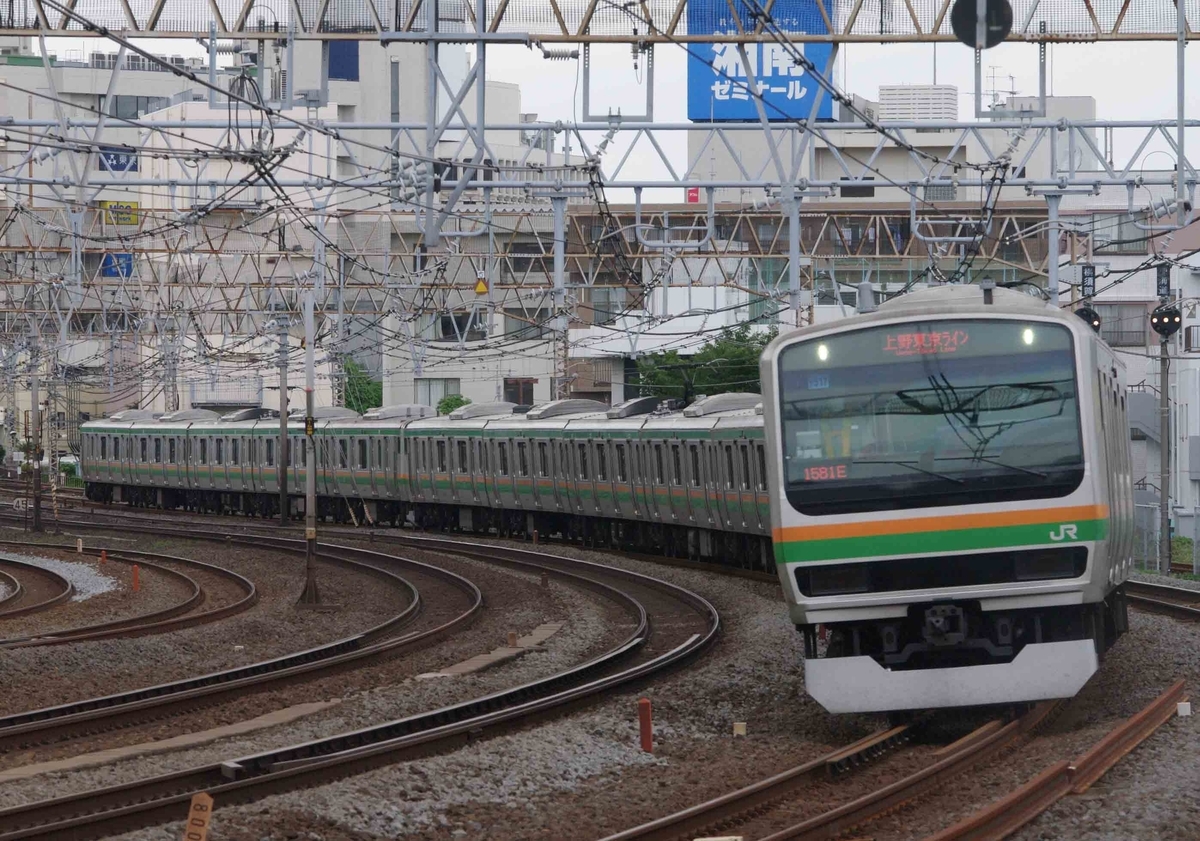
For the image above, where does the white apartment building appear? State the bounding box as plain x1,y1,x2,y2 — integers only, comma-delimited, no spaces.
877,84,958,121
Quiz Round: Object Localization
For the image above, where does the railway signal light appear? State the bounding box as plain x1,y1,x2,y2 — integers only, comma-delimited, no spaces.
1075,307,1102,334
1151,306,1183,338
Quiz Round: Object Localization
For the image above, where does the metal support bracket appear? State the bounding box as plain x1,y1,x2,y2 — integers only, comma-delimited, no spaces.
582,42,653,122
633,186,715,250
975,23,1046,119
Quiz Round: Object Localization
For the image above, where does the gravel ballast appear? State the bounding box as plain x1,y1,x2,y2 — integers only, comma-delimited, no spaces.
0,551,120,601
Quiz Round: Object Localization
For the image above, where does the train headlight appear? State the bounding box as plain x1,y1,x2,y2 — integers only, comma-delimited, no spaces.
816,344,829,362
1022,328,1034,345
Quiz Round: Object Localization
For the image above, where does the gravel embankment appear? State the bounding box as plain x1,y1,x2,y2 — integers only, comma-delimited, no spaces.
106,543,878,841
0,550,120,600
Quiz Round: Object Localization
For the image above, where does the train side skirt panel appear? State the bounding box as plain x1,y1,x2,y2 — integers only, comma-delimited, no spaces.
805,639,1099,713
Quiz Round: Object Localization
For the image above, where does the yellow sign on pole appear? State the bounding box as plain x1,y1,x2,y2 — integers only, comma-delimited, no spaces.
474,277,489,295
181,792,214,841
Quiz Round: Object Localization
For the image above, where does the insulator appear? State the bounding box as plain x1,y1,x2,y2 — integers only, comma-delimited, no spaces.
539,48,578,61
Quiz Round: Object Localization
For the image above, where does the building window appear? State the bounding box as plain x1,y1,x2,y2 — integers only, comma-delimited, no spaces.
504,378,536,405
1186,325,1200,353
436,312,487,342
1093,213,1148,254
839,176,876,198
591,286,626,326
504,310,553,340
1094,304,1147,347
415,377,461,406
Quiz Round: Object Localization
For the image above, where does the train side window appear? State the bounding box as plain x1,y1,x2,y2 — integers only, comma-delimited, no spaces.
266,438,275,467
216,439,224,465
168,438,177,464
616,443,628,482
740,445,751,491
153,437,162,462
654,444,665,484
755,443,767,491
709,446,718,488
596,442,608,481
690,445,701,487
578,443,589,479
339,439,349,470
725,446,735,489
357,439,367,470
480,440,490,472
498,442,509,475
100,437,107,459
456,440,467,472
200,438,208,465
113,437,120,459
537,442,549,477
376,439,384,469
671,444,682,486
518,442,529,477
436,440,447,472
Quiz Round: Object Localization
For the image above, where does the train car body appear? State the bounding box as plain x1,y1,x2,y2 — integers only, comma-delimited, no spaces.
79,395,774,566
760,285,1134,713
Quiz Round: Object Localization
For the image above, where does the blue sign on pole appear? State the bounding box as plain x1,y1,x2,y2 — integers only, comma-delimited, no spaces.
98,147,138,173
101,253,133,278
687,0,834,122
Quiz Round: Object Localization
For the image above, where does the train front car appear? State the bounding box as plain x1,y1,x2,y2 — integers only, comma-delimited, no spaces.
760,285,1131,714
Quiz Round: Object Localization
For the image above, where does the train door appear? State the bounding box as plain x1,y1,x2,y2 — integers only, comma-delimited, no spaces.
736,440,754,529
687,442,709,526
714,442,733,529
751,440,769,534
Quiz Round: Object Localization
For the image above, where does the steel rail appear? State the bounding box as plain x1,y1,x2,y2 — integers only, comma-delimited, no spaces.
924,680,1187,841
0,538,718,841
0,542,458,753
0,568,24,610
0,559,74,619
1125,580,1200,621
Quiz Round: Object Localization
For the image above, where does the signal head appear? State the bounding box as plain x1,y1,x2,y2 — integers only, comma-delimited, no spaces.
1151,306,1183,338
1074,307,1102,334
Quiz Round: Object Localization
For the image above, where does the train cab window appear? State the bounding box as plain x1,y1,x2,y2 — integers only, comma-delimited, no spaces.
671,444,682,486
740,445,751,491
357,439,367,470
654,444,665,485
100,437,108,459
200,439,208,465
577,443,589,480
436,440,447,472
168,439,177,464
338,439,349,470
266,438,276,467
498,442,509,476
616,443,628,482
517,442,529,477
596,443,608,481
231,439,240,465
458,440,469,472
725,446,735,490
537,442,549,477
755,444,767,491
690,446,701,487
216,439,224,465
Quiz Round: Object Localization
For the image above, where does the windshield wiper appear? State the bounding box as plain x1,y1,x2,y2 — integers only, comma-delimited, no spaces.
851,458,965,484
936,455,1048,479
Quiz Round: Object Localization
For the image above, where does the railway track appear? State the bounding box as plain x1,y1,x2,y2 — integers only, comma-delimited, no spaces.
0,534,718,840
1125,579,1200,621
0,543,258,648
0,540,468,754
0,558,73,618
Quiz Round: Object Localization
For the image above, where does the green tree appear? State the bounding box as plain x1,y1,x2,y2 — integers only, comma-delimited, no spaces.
634,324,776,403
437,394,471,416
343,360,383,415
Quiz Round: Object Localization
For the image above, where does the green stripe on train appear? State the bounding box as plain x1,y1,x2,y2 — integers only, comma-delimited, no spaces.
774,518,1109,564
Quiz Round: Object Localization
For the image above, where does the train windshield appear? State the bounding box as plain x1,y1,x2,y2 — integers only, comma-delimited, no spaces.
778,319,1084,514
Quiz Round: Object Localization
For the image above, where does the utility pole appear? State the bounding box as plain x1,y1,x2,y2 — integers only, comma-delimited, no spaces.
277,315,289,525
298,290,321,604
1160,338,1171,573
551,194,569,399
28,329,41,533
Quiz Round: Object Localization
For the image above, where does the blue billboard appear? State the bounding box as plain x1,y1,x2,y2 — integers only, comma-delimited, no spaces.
101,253,133,278
687,0,834,122
99,147,137,173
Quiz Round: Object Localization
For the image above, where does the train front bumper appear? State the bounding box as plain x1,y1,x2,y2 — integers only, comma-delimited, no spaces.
805,639,1098,713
